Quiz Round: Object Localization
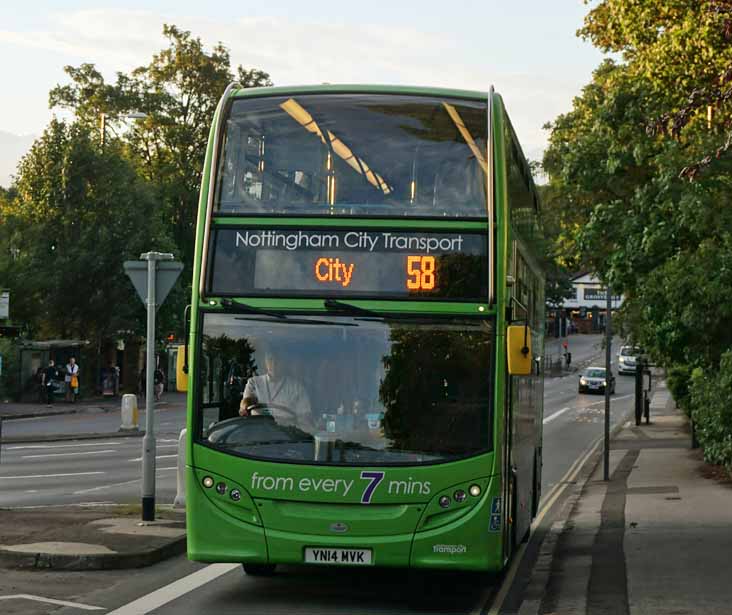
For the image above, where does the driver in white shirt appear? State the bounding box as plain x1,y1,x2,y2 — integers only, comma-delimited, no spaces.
239,347,313,431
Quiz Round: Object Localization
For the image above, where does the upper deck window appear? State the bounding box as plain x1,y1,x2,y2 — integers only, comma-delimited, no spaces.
214,94,488,218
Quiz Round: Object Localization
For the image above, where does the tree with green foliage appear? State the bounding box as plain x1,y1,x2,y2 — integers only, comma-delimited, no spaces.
543,0,732,466
49,24,273,270
44,24,273,342
1,119,174,367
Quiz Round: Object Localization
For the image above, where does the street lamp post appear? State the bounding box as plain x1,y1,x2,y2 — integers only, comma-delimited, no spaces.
604,285,613,481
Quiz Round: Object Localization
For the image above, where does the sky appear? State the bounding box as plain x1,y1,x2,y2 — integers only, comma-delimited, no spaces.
0,1,605,185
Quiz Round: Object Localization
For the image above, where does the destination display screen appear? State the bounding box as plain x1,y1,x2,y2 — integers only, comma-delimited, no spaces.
207,228,489,300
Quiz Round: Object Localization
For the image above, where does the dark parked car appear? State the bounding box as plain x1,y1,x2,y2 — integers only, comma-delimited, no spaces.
578,366,615,394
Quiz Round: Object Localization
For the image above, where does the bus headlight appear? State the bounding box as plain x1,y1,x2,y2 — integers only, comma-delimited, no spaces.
454,489,467,503
216,482,227,495
469,484,481,497
202,476,214,489
230,489,241,501
438,495,450,508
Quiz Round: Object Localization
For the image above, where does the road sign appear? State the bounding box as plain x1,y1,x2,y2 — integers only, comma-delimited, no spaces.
124,260,183,308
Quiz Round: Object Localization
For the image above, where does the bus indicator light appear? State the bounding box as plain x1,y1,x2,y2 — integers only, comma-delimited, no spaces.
406,256,436,291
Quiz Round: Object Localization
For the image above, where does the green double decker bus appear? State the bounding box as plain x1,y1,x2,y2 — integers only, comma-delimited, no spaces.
186,84,545,575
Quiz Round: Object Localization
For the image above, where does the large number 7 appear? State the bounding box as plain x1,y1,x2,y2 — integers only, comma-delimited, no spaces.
360,471,385,504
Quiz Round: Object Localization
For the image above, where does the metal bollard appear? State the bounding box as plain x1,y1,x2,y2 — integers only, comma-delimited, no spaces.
173,428,187,509
120,394,139,431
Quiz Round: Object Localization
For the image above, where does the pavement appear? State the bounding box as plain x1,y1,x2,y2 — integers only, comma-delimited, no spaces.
0,393,188,571
0,505,186,571
0,392,187,444
517,380,732,615
0,392,187,422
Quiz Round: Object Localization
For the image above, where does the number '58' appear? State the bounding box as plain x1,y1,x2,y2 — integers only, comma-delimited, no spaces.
406,256,436,290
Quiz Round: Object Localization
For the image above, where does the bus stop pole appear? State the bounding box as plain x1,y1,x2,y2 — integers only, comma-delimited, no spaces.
604,286,612,481
142,256,157,521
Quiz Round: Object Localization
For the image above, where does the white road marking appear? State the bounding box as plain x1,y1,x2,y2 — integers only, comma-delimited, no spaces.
0,471,105,480
543,407,571,424
0,502,123,509
7,441,121,450
22,450,116,459
73,478,140,495
106,563,239,614
581,393,633,407
5,416,51,422
0,594,104,610
543,394,634,426
72,467,177,494
127,454,177,462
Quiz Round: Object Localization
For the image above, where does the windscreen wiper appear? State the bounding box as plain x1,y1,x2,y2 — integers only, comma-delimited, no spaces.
220,298,287,319
323,299,379,317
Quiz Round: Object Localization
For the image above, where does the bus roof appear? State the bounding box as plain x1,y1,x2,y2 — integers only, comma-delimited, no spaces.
231,83,491,102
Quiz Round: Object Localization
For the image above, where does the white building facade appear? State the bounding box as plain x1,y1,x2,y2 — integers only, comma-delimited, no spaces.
563,273,624,311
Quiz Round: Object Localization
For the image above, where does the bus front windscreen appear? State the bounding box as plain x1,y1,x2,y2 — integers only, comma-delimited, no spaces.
215,94,488,217
197,313,493,465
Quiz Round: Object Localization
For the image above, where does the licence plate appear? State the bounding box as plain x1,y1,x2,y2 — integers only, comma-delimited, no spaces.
589,383,599,388
304,547,372,565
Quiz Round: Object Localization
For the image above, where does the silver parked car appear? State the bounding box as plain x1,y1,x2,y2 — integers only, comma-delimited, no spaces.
617,345,643,375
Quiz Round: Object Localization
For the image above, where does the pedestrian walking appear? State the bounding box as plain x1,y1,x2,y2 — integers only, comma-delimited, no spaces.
35,366,45,403
154,367,165,402
42,359,58,406
138,368,146,399
65,356,80,402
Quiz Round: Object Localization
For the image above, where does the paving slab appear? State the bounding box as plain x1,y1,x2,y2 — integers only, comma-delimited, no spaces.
0,506,186,570
518,382,732,615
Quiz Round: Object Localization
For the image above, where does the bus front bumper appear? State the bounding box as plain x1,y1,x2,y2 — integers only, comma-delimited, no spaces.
186,468,504,572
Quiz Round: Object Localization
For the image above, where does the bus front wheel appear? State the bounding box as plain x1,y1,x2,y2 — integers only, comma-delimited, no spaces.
242,563,277,576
